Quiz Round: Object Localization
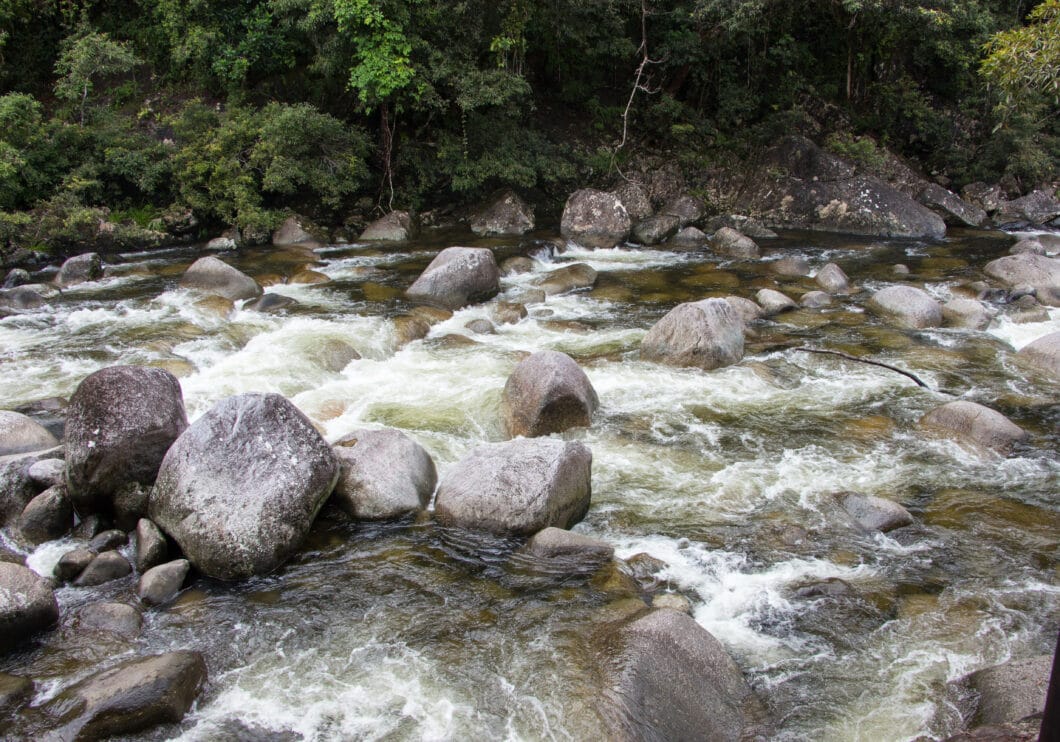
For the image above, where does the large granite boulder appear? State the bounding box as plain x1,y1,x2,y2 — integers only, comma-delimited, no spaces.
956,655,1052,726
632,214,681,246
360,211,417,241
866,285,942,328
1016,331,1060,379
641,298,744,370
0,410,59,456
470,189,535,236
55,253,103,288
742,136,946,239
65,366,188,515
179,256,263,302
331,428,437,520
983,253,1060,307
612,182,653,222
920,401,1028,455
596,609,768,741
39,652,207,740
711,227,760,258
836,492,913,532
434,438,592,535
503,350,599,438
405,247,500,310
561,189,631,249
918,184,987,228
0,562,58,651
150,393,338,580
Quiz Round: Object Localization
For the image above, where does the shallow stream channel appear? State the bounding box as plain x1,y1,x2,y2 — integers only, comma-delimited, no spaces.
1,225,1058,740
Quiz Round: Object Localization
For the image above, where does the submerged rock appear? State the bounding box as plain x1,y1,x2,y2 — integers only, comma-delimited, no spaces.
866,285,942,328
76,601,142,639
331,429,437,521
800,290,832,308
0,411,59,456
503,350,599,438
836,492,913,532
0,673,33,716
150,393,339,580
434,438,592,535
65,365,188,515
470,189,534,236
561,189,631,249
40,651,207,740
597,609,769,741
942,299,990,330
641,298,745,370
0,562,58,650
405,247,500,310
534,263,598,295
920,401,1028,455
180,256,262,302
524,527,613,560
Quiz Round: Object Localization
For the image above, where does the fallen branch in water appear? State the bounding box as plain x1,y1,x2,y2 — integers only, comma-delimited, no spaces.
793,347,930,389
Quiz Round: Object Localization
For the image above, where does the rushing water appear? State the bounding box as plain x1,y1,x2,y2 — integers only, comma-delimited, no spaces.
1,226,1058,741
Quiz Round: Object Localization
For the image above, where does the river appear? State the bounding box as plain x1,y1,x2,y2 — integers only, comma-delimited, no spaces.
1,226,1057,740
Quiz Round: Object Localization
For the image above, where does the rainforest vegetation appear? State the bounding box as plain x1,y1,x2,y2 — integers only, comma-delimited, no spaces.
0,0,1057,249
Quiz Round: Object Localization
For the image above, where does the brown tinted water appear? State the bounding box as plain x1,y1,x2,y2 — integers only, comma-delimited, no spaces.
1,226,1057,740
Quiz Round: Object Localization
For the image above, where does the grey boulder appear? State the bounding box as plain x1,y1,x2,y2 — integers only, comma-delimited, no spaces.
434,438,592,535
138,559,190,607
56,253,103,288
711,227,760,258
405,247,500,310
866,285,942,328
331,429,437,520
920,401,1028,455
18,485,73,545
0,562,58,650
942,299,991,330
756,288,797,315
983,253,1060,306
1,448,63,528
815,263,850,294
918,183,987,228
135,518,168,573
994,189,1060,227
597,609,768,741
534,263,598,296
641,298,744,370
76,601,142,640
0,411,60,456
1016,331,1060,379
361,210,417,241
503,350,599,438
65,365,188,515
632,214,681,246
956,655,1052,725
150,393,339,580
561,189,631,249
470,189,534,236
179,256,263,302
74,551,132,587
524,527,613,560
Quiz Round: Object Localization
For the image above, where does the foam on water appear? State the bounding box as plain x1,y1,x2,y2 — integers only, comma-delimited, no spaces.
987,307,1060,349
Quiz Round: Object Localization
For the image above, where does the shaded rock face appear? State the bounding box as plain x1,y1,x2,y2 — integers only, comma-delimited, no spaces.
612,182,653,222
1017,330,1060,379
561,189,631,249
0,411,60,456
56,253,103,288
39,651,207,740
139,559,190,607
641,298,745,371
704,215,778,239
983,253,1060,306
0,562,59,651
801,291,832,308
994,189,1060,227
661,194,704,227
136,518,168,573
470,190,535,236
272,216,319,245
0,286,46,313
503,350,599,438
632,214,681,246
150,393,339,580
534,263,598,296
55,548,94,583
918,183,987,228
745,137,946,239
920,401,1028,455
361,211,417,241
405,247,500,310
18,485,73,544
960,655,1052,725
0,673,33,715
815,263,850,294
74,551,132,587
65,366,188,515
597,609,768,742
866,285,942,328
331,429,437,521
836,492,913,532
1,449,60,528
179,256,263,302
434,438,592,536
942,299,990,330
962,182,1003,215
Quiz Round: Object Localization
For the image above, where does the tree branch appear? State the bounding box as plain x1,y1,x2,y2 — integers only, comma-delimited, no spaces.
793,348,930,389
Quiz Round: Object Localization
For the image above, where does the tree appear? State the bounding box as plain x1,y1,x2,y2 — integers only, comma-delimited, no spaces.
981,0,1060,123
54,23,139,126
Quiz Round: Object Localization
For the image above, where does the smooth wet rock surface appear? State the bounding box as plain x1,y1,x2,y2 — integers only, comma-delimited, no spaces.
503,350,599,438
405,247,500,310
0,562,58,650
641,298,744,370
332,429,437,521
